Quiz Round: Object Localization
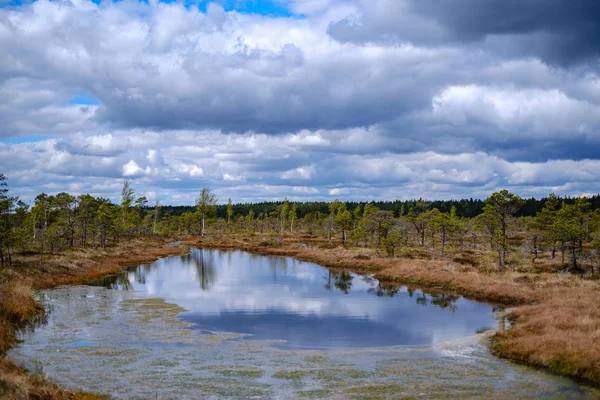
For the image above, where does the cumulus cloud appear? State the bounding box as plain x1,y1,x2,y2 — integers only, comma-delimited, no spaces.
327,0,600,66
281,165,315,180
0,0,599,203
123,160,150,177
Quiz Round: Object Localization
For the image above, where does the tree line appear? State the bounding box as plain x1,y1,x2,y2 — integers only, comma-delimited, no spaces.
160,195,600,220
1,173,600,276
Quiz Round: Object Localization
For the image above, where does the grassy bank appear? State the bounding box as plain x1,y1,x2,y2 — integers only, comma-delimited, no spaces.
0,237,186,400
183,233,600,386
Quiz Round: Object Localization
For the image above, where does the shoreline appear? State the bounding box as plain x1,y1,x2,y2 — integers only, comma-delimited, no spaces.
2,233,599,398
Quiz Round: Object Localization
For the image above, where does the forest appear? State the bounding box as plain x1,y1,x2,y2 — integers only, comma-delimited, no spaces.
2,173,600,276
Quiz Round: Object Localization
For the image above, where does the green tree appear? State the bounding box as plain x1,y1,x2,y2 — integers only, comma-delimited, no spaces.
553,203,587,271
277,199,289,238
475,204,498,250
352,205,362,229
535,193,560,259
335,207,353,245
31,193,55,257
381,231,404,257
54,192,78,248
77,194,98,247
196,188,217,237
574,197,592,252
362,210,394,247
484,190,525,266
132,196,148,234
95,201,116,249
288,203,297,233
430,208,461,255
246,209,256,232
0,173,18,266
180,212,196,235
152,200,161,234
406,200,430,246
226,198,234,224
327,200,344,245
591,232,600,277
120,180,135,225
12,200,31,255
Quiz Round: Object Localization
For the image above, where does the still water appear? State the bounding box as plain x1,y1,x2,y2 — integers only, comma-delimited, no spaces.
10,248,600,399
100,248,499,349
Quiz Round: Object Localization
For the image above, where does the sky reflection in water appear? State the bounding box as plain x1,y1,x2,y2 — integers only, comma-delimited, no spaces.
103,248,499,349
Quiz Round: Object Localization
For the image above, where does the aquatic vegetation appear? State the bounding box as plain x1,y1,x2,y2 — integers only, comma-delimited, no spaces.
273,369,312,380
207,366,265,378
304,355,329,363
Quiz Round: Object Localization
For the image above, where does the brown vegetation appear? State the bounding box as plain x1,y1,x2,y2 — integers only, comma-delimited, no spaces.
0,237,186,400
185,233,600,386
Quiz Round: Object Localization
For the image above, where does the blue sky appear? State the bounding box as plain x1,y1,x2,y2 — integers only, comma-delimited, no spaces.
68,95,101,106
0,0,599,204
1,0,297,16
198,0,294,16
0,136,53,144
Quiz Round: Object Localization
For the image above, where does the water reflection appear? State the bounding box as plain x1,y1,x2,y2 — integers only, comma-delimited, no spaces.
367,282,400,298
89,274,133,291
101,248,500,349
182,250,217,291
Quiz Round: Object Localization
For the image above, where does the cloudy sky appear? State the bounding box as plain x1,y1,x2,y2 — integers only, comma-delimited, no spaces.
1,0,599,204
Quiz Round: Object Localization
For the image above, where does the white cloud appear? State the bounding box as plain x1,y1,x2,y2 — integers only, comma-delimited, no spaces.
223,173,245,182
281,165,316,180
431,85,600,136
293,186,319,193
123,160,151,177
0,0,599,203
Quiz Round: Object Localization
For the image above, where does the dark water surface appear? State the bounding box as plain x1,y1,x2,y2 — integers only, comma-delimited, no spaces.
98,248,499,349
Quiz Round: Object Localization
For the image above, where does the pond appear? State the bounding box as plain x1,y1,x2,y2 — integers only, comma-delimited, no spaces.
98,248,499,349
9,248,600,399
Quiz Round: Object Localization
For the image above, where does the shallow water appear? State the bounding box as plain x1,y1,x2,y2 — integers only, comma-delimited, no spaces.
9,248,600,399
92,248,499,349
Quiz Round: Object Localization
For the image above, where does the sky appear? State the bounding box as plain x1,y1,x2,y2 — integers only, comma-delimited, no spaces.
0,0,599,205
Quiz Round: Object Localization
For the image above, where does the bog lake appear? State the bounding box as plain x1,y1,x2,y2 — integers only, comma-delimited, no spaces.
9,248,600,399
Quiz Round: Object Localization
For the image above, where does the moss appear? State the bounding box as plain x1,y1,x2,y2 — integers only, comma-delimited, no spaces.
344,384,409,399
343,368,372,379
296,388,332,398
273,369,311,380
148,359,179,368
304,354,328,363
208,366,264,378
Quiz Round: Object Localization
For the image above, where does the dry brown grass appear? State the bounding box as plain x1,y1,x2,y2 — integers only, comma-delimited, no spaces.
493,287,600,383
0,356,102,399
0,282,41,355
0,358,109,400
0,237,186,399
185,233,600,386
